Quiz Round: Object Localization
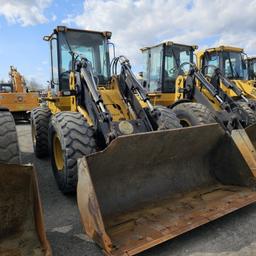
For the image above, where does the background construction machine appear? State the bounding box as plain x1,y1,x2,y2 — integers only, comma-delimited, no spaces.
31,26,256,255
0,108,51,255
141,40,256,171
0,66,38,120
141,41,256,128
196,46,256,103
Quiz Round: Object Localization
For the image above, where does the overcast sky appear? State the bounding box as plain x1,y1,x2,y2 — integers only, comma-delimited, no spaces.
0,0,256,86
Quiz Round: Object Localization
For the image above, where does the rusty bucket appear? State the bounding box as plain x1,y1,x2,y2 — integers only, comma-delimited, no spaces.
77,124,256,255
0,164,51,256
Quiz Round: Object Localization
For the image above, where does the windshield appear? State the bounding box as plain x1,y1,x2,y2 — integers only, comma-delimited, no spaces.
204,53,219,76
162,45,193,93
164,45,192,79
58,30,110,85
223,51,245,79
147,45,162,91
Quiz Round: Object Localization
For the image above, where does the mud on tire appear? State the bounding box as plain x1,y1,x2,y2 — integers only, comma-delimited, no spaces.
0,110,20,164
49,111,96,194
31,107,51,158
173,102,216,127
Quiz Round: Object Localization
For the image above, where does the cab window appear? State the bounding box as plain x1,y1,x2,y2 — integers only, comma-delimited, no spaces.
148,45,162,92
204,53,219,76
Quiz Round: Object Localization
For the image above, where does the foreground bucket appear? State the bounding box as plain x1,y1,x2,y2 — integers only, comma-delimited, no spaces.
77,124,256,256
0,164,51,256
245,123,256,150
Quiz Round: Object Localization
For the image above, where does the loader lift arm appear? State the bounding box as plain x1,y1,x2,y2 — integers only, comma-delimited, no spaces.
76,55,160,145
111,56,163,130
208,67,256,111
203,65,250,103
181,62,251,132
53,28,118,145
76,57,117,144
112,56,154,111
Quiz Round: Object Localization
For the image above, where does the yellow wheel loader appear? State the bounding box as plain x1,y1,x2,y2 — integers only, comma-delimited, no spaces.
141,42,256,129
140,41,256,155
31,26,256,256
0,108,51,255
196,46,256,106
0,66,39,121
32,26,181,193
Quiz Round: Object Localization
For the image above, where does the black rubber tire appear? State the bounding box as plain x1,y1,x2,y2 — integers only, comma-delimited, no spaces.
31,107,51,158
154,106,182,130
172,102,216,127
49,111,96,194
236,101,256,126
0,110,20,164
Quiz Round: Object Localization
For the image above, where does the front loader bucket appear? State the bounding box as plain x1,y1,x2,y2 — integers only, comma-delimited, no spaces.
0,164,51,256
77,124,256,256
245,123,256,150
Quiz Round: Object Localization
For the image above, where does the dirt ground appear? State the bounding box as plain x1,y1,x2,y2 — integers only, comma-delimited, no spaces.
17,123,256,256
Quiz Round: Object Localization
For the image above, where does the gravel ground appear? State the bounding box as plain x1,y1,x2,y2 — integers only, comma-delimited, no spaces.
17,123,256,256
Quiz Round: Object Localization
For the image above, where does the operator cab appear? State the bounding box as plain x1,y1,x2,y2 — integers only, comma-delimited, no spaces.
141,42,195,93
202,47,247,80
44,26,111,96
0,83,13,93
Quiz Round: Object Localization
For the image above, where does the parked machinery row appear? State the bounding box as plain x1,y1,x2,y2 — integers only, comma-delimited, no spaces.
2,25,256,256
29,26,256,256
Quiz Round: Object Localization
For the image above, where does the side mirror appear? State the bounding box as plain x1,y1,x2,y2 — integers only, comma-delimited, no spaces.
43,36,50,41
138,71,144,78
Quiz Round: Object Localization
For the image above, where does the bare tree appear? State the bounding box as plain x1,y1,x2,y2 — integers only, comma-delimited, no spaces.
25,78,43,91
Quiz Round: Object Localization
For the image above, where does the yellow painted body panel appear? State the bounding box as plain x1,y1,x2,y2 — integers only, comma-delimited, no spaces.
47,96,74,113
77,106,93,126
0,92,38,112
99,77,134,121
147,93,176,107
196,45,243,57
231,80,256,99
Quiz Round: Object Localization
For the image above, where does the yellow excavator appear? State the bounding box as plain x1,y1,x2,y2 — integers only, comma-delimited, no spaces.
0,108,51,255
31,26,256,256
0,66,39,120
